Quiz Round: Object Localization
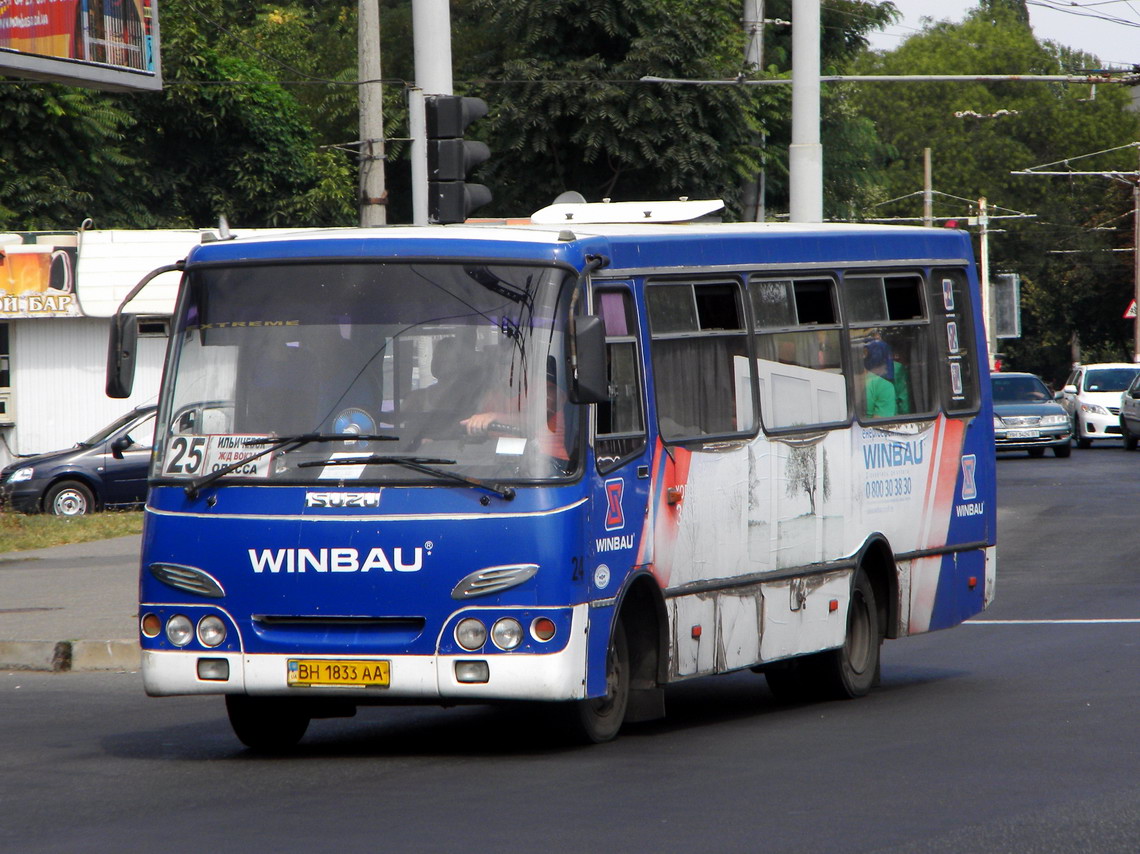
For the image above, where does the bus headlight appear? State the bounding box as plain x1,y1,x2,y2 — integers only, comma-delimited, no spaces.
197,615,227,648
455,618,487,651
166,615,194,647
491,618,523,651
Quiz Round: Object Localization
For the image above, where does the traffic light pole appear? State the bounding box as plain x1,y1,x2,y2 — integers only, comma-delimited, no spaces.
411,0,454,225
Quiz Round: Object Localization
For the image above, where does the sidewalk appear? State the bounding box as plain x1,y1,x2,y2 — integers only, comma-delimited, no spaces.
0,535,141,672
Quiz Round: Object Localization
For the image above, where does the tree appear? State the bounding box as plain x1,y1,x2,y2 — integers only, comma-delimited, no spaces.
0,84,145,230
850,4,1140,381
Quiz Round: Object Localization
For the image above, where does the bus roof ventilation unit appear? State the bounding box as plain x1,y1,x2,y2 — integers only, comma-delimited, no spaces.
530,198,725,225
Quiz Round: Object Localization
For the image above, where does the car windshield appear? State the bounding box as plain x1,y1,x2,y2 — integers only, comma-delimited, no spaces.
81,410,149,447
155,260,580,487
991,375,1051,404
1083,368,1140,393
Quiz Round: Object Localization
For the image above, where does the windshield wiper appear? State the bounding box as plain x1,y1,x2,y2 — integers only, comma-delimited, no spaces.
183,432,398,500
300,455,516,501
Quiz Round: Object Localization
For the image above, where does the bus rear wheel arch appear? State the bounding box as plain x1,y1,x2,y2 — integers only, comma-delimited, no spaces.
764,565,884,703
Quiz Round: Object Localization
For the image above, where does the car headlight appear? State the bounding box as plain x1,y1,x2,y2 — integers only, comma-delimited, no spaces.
7,467,33,483
1040,414,1069,426
1080,402,1109,415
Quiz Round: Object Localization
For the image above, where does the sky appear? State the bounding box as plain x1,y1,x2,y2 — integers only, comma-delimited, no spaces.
866,1,1140,68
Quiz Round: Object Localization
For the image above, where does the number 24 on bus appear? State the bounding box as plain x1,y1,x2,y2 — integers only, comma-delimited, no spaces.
108,198,995,750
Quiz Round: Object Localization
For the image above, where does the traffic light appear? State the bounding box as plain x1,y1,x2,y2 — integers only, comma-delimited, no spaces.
426,95,492,224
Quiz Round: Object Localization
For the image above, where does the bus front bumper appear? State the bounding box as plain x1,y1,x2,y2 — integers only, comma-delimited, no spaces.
141,604,590,703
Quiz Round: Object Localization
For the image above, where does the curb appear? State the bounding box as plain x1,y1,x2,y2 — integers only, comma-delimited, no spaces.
0,639,140,672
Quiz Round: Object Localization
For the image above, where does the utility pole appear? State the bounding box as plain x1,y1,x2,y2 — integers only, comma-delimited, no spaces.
923,148,933,227
788,0,822,223
358,0,386,226
741,0,765,222
1134,146,1140,362
978,197,995,371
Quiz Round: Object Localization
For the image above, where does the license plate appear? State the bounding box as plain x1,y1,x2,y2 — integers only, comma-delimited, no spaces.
1006,429,1039,439
287,658,390,688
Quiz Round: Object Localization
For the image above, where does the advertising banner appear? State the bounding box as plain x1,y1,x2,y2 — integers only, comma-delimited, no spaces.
0,233,79,318
0,0,160,90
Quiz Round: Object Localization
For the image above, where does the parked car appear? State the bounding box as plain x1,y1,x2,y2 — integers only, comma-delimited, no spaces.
1061,363,1140,448
0,405,157,516
1120,371,1140,450
991,372,1072,458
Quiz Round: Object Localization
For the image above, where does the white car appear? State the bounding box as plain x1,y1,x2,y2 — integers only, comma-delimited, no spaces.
1061,363,1140,448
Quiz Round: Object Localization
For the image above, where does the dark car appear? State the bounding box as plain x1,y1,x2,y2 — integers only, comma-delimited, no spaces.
991,372,1071,458
0,406,157,516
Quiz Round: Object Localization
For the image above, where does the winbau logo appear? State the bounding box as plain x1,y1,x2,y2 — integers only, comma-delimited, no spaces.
248,547,424,573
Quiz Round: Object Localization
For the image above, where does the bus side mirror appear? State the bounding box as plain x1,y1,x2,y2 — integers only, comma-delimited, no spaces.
106,313,139,399
570,315,608,404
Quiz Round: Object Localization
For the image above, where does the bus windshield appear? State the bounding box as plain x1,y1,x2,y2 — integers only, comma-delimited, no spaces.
155,260,580,487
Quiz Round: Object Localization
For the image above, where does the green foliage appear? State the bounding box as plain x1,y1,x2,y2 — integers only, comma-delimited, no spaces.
0,84,144,229
850,4,1140,381
460,0,770,216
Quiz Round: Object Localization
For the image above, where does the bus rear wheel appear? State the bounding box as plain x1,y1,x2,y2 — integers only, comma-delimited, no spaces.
225,695,311,751
570,619,630,744
818,569,881,699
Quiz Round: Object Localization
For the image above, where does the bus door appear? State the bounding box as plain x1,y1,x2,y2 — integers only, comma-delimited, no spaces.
584,285,652,694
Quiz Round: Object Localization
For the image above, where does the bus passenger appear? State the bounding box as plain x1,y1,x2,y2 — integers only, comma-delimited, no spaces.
863,339,897,418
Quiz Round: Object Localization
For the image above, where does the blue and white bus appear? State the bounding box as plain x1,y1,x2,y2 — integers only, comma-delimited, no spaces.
109,199,996,749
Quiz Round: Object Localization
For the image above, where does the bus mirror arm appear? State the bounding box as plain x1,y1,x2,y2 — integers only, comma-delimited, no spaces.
106,262,184,399
570,314,608,404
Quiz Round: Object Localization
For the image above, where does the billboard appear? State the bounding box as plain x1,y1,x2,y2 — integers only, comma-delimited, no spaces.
0,0,161,91
0,232,79,318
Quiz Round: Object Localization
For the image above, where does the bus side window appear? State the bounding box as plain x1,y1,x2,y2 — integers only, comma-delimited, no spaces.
751,277,847,430
845,274,932,422
647,281,756,442
930,270,980,414
594,288,646,470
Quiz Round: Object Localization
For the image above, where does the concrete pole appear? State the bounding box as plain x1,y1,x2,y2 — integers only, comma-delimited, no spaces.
411,0,455,225
741,0,765,222
358,0,386,226
1134,153,1140,362
978,197,994,371
789,0,822,223
923,148,933,227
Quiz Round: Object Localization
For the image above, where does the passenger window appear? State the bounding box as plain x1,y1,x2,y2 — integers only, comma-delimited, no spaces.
930,270,980,414
595,289,646,470
751,277,847,430
648,281,756,442
845,274,933,421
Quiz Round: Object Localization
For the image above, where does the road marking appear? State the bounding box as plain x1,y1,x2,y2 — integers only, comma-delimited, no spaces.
967,618,1140,625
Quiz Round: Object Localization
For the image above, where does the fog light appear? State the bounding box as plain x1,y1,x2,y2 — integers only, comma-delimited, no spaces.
140,613,162,638
531,617,556,642
491,617,523,650
166,615,193,647
454,660,489,683
196,658,230,681
197,615,227,648
455,618,487,651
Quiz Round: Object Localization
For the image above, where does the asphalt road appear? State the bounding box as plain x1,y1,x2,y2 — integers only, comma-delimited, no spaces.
2,445,1138,853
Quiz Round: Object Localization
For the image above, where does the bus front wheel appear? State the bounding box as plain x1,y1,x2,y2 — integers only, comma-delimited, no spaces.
571,619,630,744
225,695,310,751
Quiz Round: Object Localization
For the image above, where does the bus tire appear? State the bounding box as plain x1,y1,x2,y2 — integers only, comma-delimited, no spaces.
571,618,630,744
818,569,881,699
225,695,310,751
